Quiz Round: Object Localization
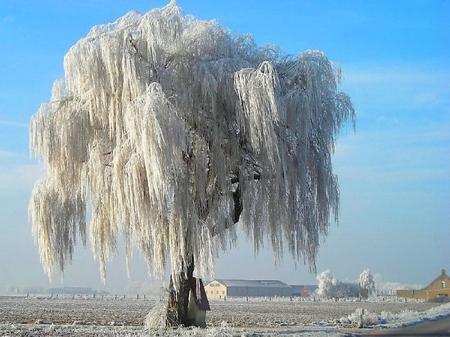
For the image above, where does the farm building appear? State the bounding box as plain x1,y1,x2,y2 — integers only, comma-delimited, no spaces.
397,269,450,301
205,279,292,299
291,285,318,297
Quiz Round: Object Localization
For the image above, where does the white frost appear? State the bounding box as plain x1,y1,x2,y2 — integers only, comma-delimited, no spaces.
29,1,355,289
340,302,450,329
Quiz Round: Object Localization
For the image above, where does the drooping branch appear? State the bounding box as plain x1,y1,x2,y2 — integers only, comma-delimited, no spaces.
29,1,355,296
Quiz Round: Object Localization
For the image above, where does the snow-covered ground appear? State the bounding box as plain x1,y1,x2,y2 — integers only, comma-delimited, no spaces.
0,295,448,336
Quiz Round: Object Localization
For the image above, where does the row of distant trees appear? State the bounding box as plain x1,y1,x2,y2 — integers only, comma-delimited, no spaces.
5,286,46,294
315,269,380,299
4,286,105,295
314,269,425,298
6,270,409,298
4,280,162,295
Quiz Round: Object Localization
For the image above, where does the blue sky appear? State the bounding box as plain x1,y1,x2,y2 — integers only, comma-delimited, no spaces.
0,0,449,293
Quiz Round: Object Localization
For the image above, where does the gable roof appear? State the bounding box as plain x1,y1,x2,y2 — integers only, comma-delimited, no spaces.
290,285,318,295
212,279,291,288
424,269,450,291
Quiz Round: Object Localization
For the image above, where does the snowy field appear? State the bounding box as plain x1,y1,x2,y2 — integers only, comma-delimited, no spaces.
0,295,449,336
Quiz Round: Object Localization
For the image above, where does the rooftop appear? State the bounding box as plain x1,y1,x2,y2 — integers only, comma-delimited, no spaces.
211,279,292,288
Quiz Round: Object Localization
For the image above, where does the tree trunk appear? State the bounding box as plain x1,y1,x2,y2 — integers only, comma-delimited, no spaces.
166,256,195,327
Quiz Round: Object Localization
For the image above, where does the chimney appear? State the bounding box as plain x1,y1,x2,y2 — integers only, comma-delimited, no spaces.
442,269,447,276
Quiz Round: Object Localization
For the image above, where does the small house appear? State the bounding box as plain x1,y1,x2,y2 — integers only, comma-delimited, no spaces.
397,269,450,301
291,285,318,297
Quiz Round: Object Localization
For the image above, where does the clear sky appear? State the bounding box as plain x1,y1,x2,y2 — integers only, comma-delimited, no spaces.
0,0,449,293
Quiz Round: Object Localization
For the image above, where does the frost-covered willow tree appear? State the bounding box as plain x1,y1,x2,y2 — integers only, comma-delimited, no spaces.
359,269,376,295
29,1,355,326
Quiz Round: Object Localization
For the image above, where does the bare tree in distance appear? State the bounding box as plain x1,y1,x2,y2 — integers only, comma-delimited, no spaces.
29,0,355,327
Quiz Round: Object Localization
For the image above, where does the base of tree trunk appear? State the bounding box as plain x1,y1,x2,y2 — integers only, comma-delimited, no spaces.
166,258,196,327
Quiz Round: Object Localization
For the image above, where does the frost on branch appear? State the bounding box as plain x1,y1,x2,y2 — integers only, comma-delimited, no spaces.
29,1,355,288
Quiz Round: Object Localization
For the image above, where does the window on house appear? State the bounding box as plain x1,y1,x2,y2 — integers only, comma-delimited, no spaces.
442,281,446,288
216,291,219,294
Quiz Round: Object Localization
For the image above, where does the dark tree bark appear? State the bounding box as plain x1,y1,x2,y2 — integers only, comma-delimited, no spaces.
167,255,195,327
166,180,244,327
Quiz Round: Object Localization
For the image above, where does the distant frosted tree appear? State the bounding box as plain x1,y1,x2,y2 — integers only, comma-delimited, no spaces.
29,1,355,326
359,269,375,294
316,270,337,298
316,270,360,299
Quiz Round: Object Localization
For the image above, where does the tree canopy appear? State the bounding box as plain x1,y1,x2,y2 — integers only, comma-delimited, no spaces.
29,1,355,289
